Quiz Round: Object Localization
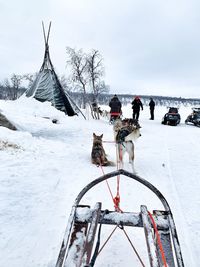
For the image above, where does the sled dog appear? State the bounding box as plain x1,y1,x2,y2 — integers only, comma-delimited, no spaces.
102,110,110,120
91,133,114,166
113,119,141,173
113,118,141,140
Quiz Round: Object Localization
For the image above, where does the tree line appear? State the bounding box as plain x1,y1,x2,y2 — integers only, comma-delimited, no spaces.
0,46,200,108
0,47,109,105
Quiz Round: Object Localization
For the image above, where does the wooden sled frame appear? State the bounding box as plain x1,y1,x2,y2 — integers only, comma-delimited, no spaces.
55,169,185,267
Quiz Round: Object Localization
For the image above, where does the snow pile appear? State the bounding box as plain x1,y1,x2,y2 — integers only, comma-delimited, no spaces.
0,97,199,266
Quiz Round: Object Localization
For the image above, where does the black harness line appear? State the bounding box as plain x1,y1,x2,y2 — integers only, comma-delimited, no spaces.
84,210,109,267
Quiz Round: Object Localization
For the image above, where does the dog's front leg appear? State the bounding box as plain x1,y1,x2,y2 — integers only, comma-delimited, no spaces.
117,143,124,169
127,141,136,173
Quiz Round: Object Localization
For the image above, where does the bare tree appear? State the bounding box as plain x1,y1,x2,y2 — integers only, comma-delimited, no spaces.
1,76,23,100
86,50,106,119
96,81,110,95
86,49,104,98
59,74,79,95
2,78,11,99
3,78,11,88
10,74,23,100
23,73,37,88
60,75,68,91
66,47,88,108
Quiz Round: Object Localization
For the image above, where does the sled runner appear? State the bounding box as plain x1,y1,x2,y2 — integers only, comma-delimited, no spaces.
55,169,184,267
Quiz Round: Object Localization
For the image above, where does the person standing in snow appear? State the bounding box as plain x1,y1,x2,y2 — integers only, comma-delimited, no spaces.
131,96,143,120
149,98,155,120
109,94,122,122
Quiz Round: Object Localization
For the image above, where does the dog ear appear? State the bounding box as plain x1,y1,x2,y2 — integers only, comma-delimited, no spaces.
100,134,103,138
93,133,96,137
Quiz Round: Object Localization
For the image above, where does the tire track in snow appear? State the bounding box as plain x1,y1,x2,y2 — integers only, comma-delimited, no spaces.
163,128,196,267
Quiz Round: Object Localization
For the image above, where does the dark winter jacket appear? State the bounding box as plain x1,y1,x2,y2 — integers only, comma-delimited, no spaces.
149,99,155,110
109,96,122,113
131,98,143,111
92,102,98,111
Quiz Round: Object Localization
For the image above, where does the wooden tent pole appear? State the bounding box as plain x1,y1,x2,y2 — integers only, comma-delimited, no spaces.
42,21,47,46
46,21,52,44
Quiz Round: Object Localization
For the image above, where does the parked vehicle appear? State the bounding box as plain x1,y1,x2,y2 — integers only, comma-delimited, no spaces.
185,107,200,127
162,107,181,126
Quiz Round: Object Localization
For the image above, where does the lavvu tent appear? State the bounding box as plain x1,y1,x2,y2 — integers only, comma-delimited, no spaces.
25,22,84,118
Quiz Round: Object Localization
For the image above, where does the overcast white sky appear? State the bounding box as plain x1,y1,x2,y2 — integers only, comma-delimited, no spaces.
1,0,200,98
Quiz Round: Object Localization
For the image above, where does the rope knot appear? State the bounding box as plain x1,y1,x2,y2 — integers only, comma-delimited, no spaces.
113,195,120,211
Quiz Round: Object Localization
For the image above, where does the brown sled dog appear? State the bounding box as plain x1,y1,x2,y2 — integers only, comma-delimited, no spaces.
91,133,114,166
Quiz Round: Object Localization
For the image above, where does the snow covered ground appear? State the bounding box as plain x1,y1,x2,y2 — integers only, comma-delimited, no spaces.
0,97,199,267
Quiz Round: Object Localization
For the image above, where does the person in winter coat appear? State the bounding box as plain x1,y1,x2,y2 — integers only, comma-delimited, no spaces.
149,98,155,120
131,96,143,120
109,94,122,122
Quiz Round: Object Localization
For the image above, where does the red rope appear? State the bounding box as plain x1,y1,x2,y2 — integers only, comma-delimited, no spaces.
100,163,123,212
98,138,123,212
113,195,122,212
114,142,123,212
97,142,147,265
113,171,122,212
115,143,120,170
95,131,125,212
99,164,114,200
148,211,168,267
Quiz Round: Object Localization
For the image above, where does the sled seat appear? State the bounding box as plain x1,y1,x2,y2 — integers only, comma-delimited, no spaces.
60,204,176,267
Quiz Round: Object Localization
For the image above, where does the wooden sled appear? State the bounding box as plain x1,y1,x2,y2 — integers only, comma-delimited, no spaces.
55,169,185,267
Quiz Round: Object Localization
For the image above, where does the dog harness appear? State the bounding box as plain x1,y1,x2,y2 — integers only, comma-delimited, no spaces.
116,128,131,143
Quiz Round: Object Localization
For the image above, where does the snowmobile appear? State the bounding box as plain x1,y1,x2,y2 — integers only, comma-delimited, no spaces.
185,107,200,127
161,107,181,126
55,169,185,267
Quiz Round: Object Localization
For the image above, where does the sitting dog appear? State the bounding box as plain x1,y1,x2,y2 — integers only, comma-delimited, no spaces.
91,133,114,166
113,118,141,173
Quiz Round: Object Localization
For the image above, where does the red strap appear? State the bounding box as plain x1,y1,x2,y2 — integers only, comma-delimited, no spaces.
148,211,168,267
110,112,120,115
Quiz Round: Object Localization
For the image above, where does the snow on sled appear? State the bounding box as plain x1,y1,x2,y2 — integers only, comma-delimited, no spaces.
55,169,184,267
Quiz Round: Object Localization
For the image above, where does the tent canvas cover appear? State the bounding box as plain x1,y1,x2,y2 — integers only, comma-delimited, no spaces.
25,22,81,117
